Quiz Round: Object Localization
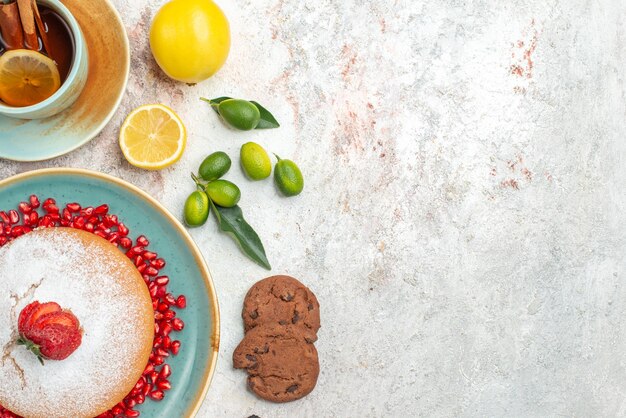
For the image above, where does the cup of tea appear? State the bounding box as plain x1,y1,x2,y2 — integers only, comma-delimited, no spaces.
0,0,88,119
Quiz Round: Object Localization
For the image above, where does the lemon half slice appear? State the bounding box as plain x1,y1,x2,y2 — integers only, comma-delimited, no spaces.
0,49,61,107
119,104,187,170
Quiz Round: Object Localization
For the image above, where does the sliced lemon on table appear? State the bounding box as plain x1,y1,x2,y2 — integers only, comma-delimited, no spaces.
119,104,187,170
0,49,61,107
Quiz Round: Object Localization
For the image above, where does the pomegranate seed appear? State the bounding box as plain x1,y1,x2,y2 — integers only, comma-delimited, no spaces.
172,318,184,331
134,378,145,390
8,210,19,224
142,383,152,397
73,216,86,229
0,237,6,247
103,214,118,227
145,266,159,276
149,370,160,383
95,204,109,215
111,405,123,415
152,258,166,269
62,208,72,221
163,310,176,320
18,202,31,214
81,207,94,216
119,237,132,248
29,212,38,224
149,390,164,401
126,409,140,417
164,294,176,305
176,295,187,309
29,195,40,208
136,393,145,404
43,198,55,206
156,348,169,357
154,312,164,321
156,286,167,298
130,245,144,255
67,202,81,212
85,223,95,232
125,398,137,408
153,336,163,347
159,364,172,378
143,363,154,376
155,276,169,286
156,380,172,391
118,223,129,236
159,323,173,337
142,251,157,261
108,232,119,244
44,203,59,214
153,356,164,366
0,211,9,223
162,336,171,349
171,340,181,355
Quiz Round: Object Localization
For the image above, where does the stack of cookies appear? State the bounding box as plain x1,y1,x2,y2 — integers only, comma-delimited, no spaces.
233,275,321,403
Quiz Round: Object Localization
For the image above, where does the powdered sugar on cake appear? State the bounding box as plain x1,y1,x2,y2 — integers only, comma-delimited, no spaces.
0,228,152,418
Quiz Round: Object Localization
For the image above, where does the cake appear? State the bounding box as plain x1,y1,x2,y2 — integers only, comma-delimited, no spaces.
0,227,154,418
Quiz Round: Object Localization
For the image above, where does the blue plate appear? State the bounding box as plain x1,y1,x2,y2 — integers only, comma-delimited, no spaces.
0,168,219,417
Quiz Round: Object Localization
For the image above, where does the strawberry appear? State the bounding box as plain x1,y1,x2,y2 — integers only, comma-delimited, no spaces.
17,301,82,364
18,301,61,333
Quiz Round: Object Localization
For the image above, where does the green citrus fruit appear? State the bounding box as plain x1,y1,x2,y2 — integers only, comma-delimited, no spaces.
240,142,271,180
199,151,231,181
274,156,304,197
217,99,260,131
205,179,241,207
183,191,210,226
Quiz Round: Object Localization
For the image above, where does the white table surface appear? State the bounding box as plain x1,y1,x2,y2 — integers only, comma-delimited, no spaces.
1,0,625,416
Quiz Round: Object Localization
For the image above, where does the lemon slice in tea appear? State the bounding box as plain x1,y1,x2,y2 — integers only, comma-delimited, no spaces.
0,49,61,107
119,104,187,170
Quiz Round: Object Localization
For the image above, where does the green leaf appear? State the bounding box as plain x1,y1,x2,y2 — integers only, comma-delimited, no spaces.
17,336,45,365
209,201,271,270
250,101,280,129
200,97,232,115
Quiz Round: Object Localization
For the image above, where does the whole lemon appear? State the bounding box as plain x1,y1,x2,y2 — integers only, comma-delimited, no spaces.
150,0,230,84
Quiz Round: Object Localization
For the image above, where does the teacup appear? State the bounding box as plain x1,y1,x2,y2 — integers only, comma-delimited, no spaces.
0,0,88,120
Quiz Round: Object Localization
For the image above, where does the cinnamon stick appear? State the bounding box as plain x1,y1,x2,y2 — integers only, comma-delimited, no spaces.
16,0,37,50
0,2,24,50
31,0,53,59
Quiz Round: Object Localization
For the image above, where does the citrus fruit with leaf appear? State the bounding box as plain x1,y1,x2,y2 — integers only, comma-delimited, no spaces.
217,99,260,131
150,0,230,84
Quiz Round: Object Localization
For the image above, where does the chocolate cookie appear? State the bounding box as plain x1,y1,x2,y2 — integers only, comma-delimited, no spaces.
233,324,319,403
242,275,320,338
